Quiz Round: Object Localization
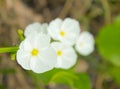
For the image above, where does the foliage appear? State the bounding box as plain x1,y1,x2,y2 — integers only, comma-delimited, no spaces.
29,68,91,89
97,17,120,87
97,19,120,66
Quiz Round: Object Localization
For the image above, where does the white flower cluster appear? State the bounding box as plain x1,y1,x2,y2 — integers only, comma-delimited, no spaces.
16,18,95,73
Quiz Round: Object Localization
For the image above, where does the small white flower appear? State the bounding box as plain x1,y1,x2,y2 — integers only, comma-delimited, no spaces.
24,22,48,37
48,18,80,45
51,42,77,69
75,31,95,56
16,33,57,73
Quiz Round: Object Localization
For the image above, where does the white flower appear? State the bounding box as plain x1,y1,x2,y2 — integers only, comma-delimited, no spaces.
75,31,95,56
51,42,77,69
24,22,48,37
16,33,57,73
48,18,80,45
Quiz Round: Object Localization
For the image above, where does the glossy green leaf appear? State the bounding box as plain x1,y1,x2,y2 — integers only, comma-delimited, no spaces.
97,20,120,66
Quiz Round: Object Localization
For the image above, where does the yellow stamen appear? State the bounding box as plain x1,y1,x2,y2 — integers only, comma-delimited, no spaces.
60,31,65,37
31,49,39,56
57,50,62,56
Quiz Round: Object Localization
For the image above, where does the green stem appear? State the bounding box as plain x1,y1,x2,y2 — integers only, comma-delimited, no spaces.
0,46,19,53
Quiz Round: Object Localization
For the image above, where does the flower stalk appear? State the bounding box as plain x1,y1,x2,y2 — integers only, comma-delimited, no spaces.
0,46,18,53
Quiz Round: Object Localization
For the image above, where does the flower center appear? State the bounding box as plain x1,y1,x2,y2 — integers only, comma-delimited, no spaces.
57,50,62,56
31,49,39,56
60,31,65,37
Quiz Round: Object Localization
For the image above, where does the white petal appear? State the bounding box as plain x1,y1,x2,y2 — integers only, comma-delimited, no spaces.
51,42,77,69
39,47,57,68
19,41,24,49
24,33,50,49
75,44,94,56
24,23,42,37
51,42,69,52
75,31,95,56
30,57,49,73
57,47,77,69
77,31,94,45
41,23,48,34
55,57,63,68
59,18,80,45
19,39,32,52
16,49,31,70
61,18,80,34
48,18,62,40
30,44,57,73
36,33,51,49
60,33,79,45
25,33,40,48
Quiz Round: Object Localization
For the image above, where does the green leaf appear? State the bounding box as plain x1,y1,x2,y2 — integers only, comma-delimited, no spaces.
108,66,120,85
28,69,67,85
74,73,91,89
28,69,91,89
51,71,77,86
97,20,120,66
37,69,60,84
51,71,91,89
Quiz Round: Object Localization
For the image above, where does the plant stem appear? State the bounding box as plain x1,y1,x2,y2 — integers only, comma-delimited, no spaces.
101,0,111,24
59,0,73,19
0,47,19,53
95,74,104,89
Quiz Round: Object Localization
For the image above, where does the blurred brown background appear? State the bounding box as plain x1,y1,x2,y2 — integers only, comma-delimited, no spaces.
0,0,120,89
